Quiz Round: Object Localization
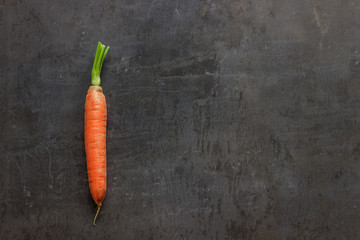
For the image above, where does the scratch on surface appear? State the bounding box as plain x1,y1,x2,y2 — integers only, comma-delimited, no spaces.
47,147,54,181
147,0,158,17
172,228,179,239
312,5,328,36
87,0,96,18
16,156,23,176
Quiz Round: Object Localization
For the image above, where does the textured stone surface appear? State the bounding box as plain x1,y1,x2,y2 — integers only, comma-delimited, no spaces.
1,0,360,239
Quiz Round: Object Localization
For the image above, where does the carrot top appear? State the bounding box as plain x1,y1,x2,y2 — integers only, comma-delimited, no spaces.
91,42,110,86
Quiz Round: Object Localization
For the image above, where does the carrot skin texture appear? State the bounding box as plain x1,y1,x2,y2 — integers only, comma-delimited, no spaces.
85,85,107,206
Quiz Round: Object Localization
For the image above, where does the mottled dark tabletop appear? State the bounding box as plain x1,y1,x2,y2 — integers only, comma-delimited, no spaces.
1,0,360,239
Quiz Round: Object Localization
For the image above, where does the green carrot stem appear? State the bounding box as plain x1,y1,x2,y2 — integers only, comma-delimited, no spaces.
91,42,110,86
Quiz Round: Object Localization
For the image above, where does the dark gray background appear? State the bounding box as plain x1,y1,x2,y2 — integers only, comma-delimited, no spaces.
1,0,360,239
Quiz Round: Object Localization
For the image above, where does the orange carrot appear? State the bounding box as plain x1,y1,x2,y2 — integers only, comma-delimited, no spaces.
85,42,110,225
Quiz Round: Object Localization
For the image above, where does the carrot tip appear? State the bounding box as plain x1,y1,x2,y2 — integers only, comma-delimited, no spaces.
93,204,102,226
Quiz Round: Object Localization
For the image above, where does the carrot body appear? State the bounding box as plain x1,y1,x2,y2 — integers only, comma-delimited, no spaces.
85,42,110,225
85,85,107,206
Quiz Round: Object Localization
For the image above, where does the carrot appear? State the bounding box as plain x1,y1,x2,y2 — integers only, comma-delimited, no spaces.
85,42,110,225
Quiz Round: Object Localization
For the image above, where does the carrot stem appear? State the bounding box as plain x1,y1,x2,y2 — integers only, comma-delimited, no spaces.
91,42,110,86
